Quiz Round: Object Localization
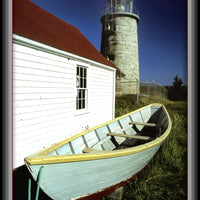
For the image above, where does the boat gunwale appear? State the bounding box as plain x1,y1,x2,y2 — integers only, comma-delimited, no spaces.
24,103,172,165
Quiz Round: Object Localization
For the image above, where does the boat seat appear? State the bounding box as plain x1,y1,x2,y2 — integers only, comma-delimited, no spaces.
107,133,154,141
129,121,160,135
108,126,136,145
82,147,103,154
129,121,158,127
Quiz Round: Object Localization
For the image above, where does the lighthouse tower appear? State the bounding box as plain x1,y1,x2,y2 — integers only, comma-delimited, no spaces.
101,0,140,94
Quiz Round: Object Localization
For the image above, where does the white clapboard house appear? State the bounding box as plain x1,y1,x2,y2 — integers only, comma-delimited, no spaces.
13,0,120,168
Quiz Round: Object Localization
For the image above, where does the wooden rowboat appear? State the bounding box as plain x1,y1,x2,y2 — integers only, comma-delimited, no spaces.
24,103,172,200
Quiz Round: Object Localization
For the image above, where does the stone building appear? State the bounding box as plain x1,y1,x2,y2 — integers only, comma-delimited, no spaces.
101,0,140,95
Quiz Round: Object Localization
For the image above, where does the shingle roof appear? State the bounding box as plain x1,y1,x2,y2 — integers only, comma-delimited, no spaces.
13,0,121,74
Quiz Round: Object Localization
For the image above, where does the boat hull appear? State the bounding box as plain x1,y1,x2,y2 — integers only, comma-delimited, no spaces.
28,144,161,200
25,103,172,200
78,167,144,200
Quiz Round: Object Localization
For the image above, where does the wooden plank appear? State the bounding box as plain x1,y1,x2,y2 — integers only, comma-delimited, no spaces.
107,133,153,141
131,124,140,134
106,125,119,147
69,142,75,154
82,147,103,154
129,122,157,127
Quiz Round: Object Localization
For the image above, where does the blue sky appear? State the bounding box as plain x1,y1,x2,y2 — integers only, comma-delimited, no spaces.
30,0,187,86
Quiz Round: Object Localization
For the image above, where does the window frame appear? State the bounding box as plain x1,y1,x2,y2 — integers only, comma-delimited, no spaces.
76,65,88,113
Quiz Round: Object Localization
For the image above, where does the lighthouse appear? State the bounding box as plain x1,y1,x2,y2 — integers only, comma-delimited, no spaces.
101,0,140,94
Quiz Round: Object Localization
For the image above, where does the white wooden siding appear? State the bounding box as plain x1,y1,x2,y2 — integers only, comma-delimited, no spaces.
13,37,115,168
88,67,114,126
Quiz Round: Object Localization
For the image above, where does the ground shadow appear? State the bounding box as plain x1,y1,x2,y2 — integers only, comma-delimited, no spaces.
13,165,52,200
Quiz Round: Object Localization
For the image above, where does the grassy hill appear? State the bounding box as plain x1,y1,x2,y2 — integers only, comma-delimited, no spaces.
104,95,187,200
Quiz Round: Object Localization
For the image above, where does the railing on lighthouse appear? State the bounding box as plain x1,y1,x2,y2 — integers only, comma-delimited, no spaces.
101,0,139,32
102,0,139,17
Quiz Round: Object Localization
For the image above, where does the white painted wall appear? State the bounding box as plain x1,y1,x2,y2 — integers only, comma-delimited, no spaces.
13,35,116,168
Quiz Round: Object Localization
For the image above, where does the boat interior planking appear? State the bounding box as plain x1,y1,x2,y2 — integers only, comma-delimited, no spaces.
25,103,170,165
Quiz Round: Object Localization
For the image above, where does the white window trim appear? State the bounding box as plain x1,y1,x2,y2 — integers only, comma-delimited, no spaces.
75,64,89,116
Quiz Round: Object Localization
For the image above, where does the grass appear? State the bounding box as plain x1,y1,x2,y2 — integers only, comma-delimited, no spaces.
103,95,187,200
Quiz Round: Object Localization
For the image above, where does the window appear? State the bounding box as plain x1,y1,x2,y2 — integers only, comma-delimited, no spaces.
108,54,115,61
76,66,87,110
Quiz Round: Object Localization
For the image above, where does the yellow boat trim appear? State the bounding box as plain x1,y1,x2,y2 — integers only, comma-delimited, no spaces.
24,103,172,166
